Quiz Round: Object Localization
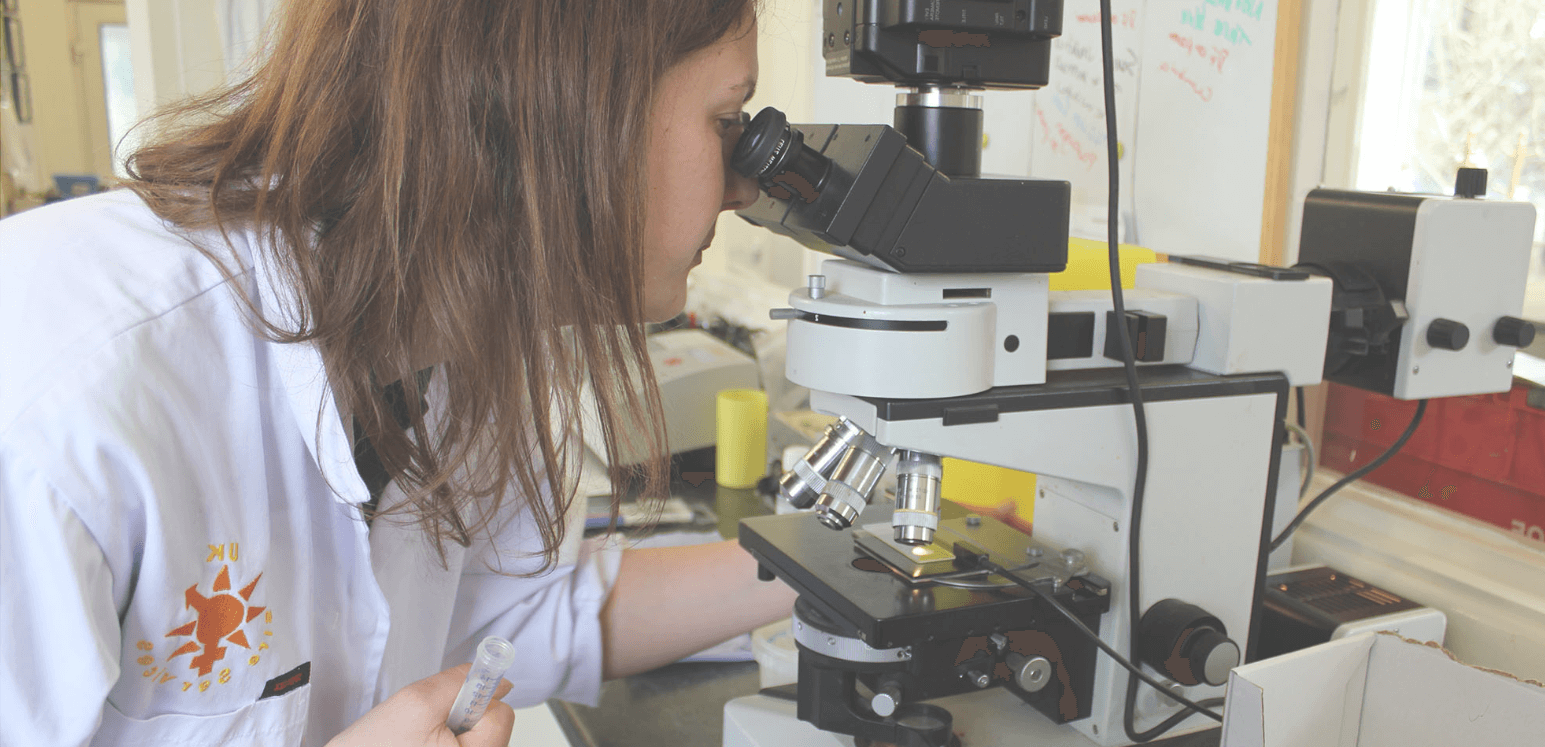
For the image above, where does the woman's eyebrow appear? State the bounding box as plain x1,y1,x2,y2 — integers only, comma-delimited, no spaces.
730,77,757,102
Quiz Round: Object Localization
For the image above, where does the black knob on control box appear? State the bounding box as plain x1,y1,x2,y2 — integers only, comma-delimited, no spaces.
1426,318,1470,351
1454,167,1488,198
1139,599,1241,687
1494,316,1537,348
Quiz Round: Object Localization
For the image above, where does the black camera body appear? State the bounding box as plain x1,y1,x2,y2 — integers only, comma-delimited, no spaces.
824,0,1065,89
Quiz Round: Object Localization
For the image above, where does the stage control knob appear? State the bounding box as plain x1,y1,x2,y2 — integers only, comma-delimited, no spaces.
1006,653,1052,693
1494,316,1537,348
1426,318,1470,351
1139,599,1240,687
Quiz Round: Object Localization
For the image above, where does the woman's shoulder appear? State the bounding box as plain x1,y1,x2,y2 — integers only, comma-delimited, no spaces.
3,189,165,241
1,189,248,274
0,188,260,335
0,190,265,441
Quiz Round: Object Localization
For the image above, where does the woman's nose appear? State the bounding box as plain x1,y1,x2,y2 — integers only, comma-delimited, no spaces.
722,167,759,212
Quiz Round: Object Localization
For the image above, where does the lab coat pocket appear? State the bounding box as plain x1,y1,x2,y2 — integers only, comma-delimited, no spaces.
95,686,310,746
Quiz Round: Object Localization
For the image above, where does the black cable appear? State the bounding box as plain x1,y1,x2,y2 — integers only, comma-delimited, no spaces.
1086,2,1188,740
1270,400,1428,552
1144,697,1227,736
977,560,1224,722
1295,386,1307,429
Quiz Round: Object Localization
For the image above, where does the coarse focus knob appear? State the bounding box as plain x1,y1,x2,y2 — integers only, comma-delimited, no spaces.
1494,316,1537,348
1139,599,1240,687
1426,318,1470,351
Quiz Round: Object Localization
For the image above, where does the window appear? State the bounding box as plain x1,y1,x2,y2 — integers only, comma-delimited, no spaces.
98,22,135,179
1342,0,1545,320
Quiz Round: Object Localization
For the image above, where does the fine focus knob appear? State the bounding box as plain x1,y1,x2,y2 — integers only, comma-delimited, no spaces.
1494,316,1538,348
1186,629,1241,687
1426,318,1470,351
870,682,902,718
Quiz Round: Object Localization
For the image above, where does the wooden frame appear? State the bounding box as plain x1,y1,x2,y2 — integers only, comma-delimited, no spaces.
1259,0,1305,268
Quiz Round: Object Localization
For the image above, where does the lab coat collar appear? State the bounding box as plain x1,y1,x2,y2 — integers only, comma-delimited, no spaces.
248,237,371,507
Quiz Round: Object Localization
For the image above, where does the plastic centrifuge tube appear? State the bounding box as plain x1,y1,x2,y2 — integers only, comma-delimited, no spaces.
446,635,517,735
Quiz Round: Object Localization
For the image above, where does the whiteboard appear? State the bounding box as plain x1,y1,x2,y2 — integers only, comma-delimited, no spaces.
1031,0,1280,262
1026,0,1146,243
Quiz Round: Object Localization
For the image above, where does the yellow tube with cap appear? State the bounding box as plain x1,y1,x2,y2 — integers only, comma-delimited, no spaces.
716,389,767,488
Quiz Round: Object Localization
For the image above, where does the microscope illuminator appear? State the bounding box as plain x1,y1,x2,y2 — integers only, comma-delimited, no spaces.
1296,187,1538,399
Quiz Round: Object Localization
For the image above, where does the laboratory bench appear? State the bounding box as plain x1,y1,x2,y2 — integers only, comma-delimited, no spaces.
547,660,1221,747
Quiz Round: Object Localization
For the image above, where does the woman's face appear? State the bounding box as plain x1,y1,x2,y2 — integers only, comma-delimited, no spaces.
641,20,761,322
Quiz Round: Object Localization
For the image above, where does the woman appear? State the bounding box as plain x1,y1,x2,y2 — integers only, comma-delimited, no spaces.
0,0,795,745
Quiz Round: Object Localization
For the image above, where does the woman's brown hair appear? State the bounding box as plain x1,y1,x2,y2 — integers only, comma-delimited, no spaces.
126,0,755,568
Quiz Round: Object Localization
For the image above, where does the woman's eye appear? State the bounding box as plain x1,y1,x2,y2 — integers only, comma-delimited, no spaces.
719,112,750,134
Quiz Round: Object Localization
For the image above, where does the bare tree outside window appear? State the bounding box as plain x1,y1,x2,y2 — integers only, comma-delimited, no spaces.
1358,1,1545,320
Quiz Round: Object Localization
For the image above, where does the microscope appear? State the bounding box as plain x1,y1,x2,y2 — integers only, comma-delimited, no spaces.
721,2,1539,746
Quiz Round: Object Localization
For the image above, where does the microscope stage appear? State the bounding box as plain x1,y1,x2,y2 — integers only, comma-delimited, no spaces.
741,508,1108,650
852,515,1087,587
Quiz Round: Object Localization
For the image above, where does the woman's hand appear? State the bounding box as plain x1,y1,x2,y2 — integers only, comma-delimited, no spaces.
327,664,515,747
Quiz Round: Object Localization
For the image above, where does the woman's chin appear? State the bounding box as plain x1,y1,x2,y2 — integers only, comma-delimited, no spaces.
642,293,688,324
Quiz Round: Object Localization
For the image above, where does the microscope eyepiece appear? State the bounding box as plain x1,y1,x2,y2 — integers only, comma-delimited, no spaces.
731,107,831,203
730,107,793,178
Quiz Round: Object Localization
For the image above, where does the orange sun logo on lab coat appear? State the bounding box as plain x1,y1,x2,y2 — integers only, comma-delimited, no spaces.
165,565,265,676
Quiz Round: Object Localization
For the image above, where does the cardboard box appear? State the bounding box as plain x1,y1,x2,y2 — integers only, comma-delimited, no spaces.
1221,632,1545,747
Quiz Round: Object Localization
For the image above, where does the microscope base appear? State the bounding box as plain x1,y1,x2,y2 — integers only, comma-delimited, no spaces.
725,689,1208,747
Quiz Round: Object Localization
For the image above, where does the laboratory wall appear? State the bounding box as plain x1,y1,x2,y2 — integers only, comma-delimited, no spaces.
2,0,129,213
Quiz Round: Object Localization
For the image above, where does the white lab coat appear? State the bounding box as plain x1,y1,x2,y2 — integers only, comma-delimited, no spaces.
0,191,620,746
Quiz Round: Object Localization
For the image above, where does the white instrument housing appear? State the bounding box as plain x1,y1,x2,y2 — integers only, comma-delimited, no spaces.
785,260,1049,399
